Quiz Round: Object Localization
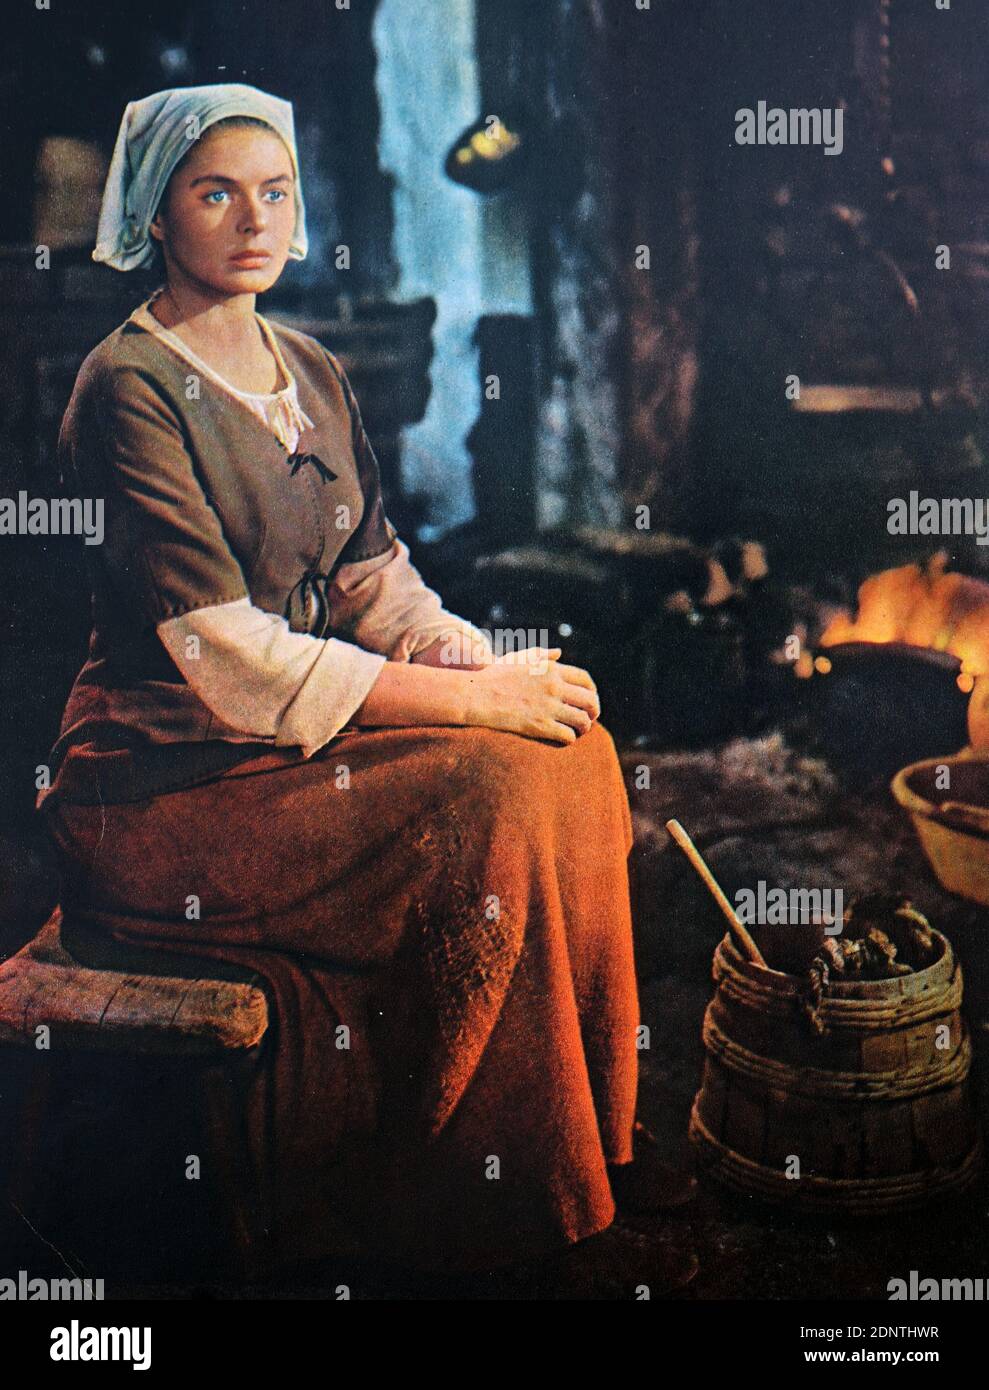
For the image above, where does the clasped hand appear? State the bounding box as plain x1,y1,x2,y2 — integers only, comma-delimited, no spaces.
471,643,600,744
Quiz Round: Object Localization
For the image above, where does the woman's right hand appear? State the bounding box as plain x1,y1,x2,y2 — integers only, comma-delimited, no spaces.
463,646,601,744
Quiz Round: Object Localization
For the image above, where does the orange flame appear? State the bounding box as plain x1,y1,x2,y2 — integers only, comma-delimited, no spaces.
819,552,989,748
820,552,989,676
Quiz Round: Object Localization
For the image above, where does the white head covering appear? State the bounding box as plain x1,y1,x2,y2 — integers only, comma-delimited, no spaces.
93,82,308,271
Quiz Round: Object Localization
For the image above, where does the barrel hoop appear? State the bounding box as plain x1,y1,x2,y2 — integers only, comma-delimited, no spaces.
712,959,963,1032
689,1102,983,1212
701,1009,971,1099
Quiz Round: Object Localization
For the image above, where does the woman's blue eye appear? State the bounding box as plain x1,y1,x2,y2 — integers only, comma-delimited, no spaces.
202,189,287,205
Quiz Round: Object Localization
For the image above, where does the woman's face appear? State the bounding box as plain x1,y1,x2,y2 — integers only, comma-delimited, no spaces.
150,124,297,297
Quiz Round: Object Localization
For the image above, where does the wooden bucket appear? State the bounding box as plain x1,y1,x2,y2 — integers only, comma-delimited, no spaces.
689,930,983,1212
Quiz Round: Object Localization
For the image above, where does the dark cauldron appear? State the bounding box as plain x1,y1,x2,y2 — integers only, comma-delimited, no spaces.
809,641,970,781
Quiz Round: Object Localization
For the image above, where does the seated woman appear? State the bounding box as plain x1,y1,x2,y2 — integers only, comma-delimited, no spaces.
36,82,697,1294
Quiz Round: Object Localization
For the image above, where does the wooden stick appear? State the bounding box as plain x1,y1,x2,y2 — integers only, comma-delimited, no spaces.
664,819,770,970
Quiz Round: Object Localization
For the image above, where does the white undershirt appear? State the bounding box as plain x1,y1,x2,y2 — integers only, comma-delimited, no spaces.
131,295,315,452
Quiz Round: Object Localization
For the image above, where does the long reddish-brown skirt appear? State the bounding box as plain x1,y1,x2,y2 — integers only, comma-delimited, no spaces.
41,719,639,1274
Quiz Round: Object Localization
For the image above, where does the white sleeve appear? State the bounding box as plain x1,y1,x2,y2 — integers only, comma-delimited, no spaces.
325,535,494,664
156,597,388,758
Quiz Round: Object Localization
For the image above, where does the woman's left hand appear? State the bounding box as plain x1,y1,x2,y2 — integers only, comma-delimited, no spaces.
494,645,600,727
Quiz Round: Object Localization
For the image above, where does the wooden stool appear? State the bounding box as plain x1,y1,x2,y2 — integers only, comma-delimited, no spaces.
0,905,271,1279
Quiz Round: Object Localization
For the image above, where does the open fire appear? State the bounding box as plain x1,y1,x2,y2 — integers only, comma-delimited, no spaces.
811,552,989,749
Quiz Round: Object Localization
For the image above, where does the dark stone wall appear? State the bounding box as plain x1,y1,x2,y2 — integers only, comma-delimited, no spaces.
520,0,988,581
687,0,989,584
604,0,701,535
527,0,624,530
522,0,701,534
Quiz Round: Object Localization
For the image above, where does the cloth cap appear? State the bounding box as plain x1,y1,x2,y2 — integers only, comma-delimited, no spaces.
93,82,308,271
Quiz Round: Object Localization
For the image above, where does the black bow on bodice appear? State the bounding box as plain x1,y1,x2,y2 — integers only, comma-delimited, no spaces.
286,451,338,484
